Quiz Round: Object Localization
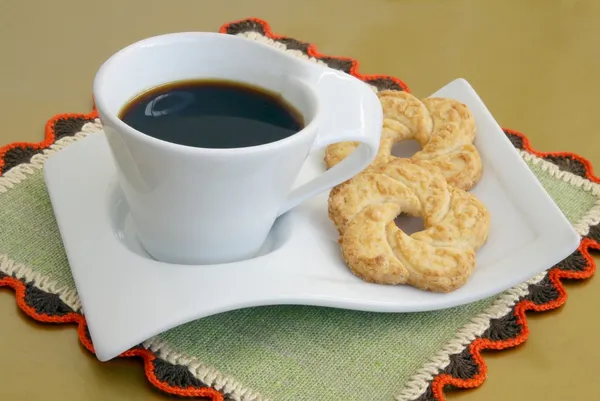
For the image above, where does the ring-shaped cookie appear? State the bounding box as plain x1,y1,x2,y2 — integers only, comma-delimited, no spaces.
325,90,483,191
328,158,490,293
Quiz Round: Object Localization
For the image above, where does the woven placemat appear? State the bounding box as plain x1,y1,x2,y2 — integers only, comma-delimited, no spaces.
1,18,599,401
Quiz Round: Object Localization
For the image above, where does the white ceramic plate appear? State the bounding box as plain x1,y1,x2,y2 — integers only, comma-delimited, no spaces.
44,78,580,362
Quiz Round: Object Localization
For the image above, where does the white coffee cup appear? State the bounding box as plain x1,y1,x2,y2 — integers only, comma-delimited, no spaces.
93,32,382,265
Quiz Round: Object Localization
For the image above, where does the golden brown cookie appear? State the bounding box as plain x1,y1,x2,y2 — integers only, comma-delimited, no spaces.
328,158,490,293
324,90,483,191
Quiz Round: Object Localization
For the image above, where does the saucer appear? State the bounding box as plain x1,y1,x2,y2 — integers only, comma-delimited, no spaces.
44,78,579,362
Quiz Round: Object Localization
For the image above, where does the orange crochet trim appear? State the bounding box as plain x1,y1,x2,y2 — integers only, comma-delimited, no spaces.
0,105,223,400
0,110,98,175
430,239,598,400
505,128,599,183
0,275,223,400
219,17,411,93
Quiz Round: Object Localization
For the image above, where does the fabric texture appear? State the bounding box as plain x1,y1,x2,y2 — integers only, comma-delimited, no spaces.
0,18,598,401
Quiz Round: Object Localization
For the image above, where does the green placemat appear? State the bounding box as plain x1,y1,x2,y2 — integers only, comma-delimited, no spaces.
1,18,599,401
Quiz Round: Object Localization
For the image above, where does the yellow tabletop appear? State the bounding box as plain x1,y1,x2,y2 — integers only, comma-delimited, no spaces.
1,1,598,400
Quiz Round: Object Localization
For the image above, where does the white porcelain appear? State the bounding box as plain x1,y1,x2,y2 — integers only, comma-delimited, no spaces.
44,78,580,362
93,32,382,265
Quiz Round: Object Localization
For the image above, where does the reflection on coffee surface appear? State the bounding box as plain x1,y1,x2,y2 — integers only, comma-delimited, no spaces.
119,79,304,149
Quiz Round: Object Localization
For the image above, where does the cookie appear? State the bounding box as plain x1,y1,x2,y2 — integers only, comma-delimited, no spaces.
324,90,483,191
328,158,490,293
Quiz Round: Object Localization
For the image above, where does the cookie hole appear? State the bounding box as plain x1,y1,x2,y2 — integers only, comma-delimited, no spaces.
392,139,422,158
395,213,425,235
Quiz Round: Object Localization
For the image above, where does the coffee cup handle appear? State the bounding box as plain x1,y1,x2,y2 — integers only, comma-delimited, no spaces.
278,71,382,216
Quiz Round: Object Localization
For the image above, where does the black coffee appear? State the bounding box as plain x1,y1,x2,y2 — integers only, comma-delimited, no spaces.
119,79,304,149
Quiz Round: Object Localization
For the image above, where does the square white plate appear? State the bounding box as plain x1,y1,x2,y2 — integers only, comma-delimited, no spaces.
44,78,580,361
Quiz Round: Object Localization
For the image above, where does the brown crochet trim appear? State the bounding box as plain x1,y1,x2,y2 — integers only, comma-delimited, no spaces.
0,116,96,175
220,18,410,93
0,116,227,401
413,244,598,401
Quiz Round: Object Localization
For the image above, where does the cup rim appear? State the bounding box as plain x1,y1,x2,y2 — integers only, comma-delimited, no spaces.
92,32,322,155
